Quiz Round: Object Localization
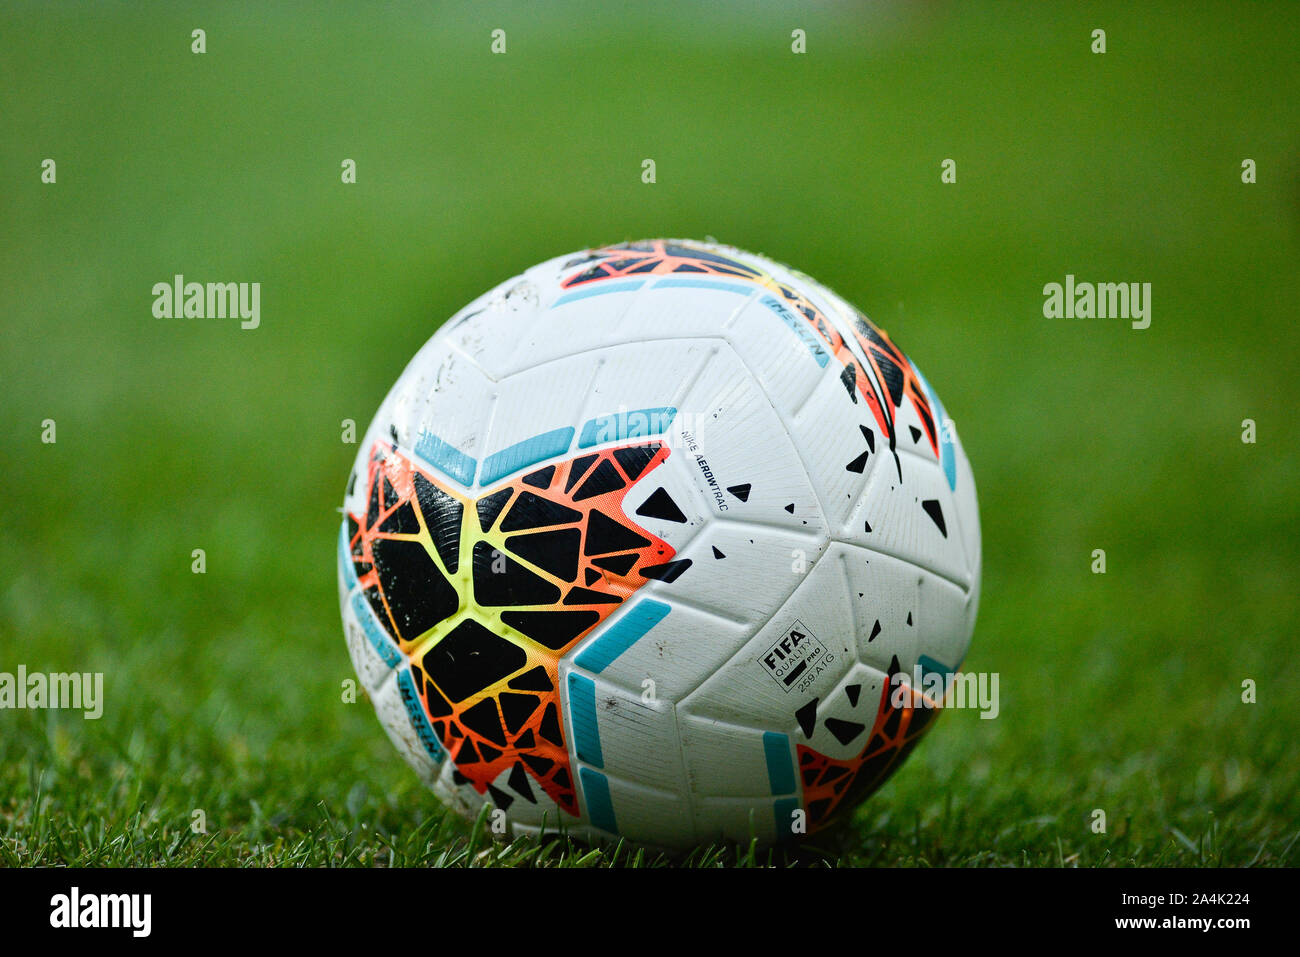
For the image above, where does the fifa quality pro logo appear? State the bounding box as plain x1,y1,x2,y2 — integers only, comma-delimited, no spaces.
760,620,834,695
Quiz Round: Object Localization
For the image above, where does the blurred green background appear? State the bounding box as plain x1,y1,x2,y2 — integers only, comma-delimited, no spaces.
1,1,1296,865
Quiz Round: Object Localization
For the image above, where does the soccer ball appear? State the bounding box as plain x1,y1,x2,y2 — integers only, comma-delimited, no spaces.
338,239,980,849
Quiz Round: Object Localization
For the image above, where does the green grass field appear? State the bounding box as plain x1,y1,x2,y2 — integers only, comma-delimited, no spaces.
1,1,1297,867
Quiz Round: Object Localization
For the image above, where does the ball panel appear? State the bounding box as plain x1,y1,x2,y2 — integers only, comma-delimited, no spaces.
678,711,795,808
785,357,891,534
678,553,859,730
568,595,748,703
719,292,831,418
556,664,687,793
690,793,791,846
339,524,403,695
586,772,690,846
378,340,499,487
370,670,444,789
850,448,976,593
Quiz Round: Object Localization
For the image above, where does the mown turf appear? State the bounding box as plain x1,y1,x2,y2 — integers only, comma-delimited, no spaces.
1,1,1297,867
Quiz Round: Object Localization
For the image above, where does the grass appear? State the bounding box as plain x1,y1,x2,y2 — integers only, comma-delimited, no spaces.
1,1,1297,867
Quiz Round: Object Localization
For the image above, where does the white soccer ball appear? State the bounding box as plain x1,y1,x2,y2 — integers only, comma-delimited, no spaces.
338,239,980,849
